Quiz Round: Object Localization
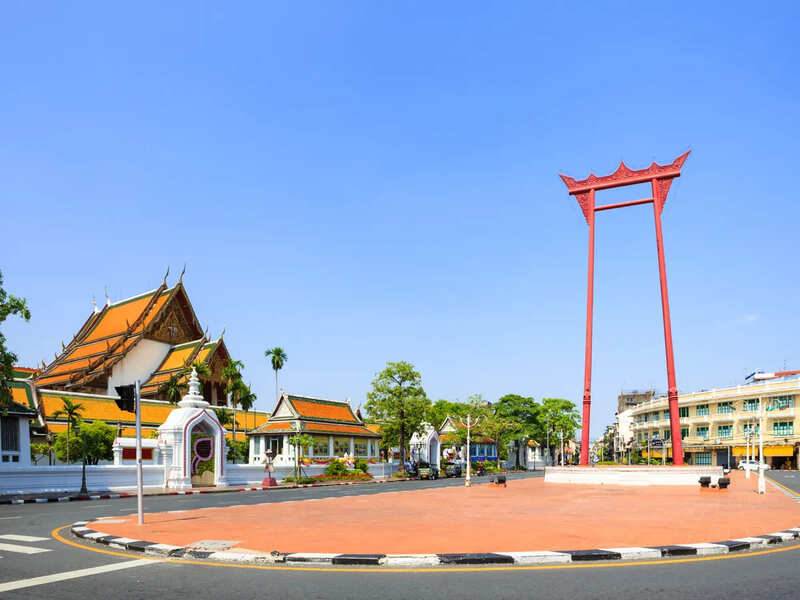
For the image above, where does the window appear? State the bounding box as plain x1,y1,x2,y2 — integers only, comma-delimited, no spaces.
354,438,368,457
1,417,19,452
772,396,794,410
267,435,283,456
717,402,733,414
696,426,709,439
773,422,794,436
333,437,350,456
695,452,712,466
743,399,758,412
681,427,689,439
696,405,709,416
122,448,153,460
653,412,661,421
663,411,670,420
643,414,649,422
642,432,648,441
664,429,671,440
717,425,733,439
679,407,689,418
743,423,757,435
312,435,330,457
253,436,261,456
637,433,642,442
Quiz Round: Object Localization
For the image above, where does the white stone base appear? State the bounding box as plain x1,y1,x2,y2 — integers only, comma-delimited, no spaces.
544,466,724,486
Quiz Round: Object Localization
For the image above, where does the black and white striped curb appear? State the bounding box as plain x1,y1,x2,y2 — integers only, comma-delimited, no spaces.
2,478,415,506
70,521,800,567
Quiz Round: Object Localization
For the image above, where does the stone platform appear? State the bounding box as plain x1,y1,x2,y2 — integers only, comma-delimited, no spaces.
544,465,724,486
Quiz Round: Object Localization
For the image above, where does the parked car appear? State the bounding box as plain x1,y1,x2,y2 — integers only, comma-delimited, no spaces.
442,462,462,478
737,459,770,471
417,461,439,480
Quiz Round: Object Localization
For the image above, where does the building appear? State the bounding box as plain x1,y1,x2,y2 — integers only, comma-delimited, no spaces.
630,370,800,469
438,415,497,462
617,389,654,414
8,275,268,451
247,392,381,466
1,372,38,466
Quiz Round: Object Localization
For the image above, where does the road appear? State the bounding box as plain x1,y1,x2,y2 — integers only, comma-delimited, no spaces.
2,470,800,599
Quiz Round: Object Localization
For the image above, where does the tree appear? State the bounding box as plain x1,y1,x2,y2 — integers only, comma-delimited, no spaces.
539,398,580,465
159,373,187,405
30,441,53,465
495,394,540,467
0,270,30,414
78,421,116,465
478,411,522,467
287,433,313,480
221,359,244,449
364,361,431,468
213,407,233,427
53,430,82,464
237,384,257,430
264,347,287,402
428,399,470,431
53,397,84,462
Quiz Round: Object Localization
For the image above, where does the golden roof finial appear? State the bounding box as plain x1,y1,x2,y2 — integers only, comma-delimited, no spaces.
179,264,186,284
61,341,66,351
219,327,226,340
162,266,170,286
41,360,46,370
104,286,110,306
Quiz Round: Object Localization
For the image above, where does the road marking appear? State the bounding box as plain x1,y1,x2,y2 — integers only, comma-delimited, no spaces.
0,516,23,520
0,558,153,592
0,534,50,542
0,542,51,554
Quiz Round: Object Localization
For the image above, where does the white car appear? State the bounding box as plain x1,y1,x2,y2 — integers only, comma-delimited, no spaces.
737,459,770,471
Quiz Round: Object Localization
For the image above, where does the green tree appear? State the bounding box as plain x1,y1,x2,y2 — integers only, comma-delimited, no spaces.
53,430,82,464
226,439,249,463
428,399,469,430
237,384,257,430
0,270,30,414
53,397,85,462
287,433,313,480
478,411,522,467
159,373,187,405
539,397,580,465
30,441,53,465
264,347,287,402
495,394,540,467
78,421,116,465
213,407,233,428
221,359,244,448
364,361,431,467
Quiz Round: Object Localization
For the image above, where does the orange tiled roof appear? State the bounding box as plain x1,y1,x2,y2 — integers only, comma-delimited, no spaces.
304,422,379,436
39,393,176,426
34,284,178,388
255,422,294,432
289,397,358,423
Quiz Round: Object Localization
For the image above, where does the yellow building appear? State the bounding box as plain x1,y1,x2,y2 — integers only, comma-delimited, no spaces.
11,274,268,447
630,371,800,469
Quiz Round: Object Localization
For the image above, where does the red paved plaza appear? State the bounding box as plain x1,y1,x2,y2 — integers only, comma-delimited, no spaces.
93,472,800,554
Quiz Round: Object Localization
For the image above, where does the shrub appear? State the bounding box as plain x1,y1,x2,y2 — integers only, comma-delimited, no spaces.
353,458,369,473
596,461,618,466
325,460,349,476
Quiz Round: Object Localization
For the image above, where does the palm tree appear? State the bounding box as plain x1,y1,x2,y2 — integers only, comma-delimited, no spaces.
159,374,187,405
213,407,233,427
238,383,257,430
53,397,84,463
264,347,287,401
221,359,244,445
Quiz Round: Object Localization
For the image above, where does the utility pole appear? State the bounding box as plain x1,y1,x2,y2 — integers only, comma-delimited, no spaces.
758,397,765,494
135,380,143,525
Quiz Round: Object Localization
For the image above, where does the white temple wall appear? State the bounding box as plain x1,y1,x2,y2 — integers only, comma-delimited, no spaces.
107,339,172,394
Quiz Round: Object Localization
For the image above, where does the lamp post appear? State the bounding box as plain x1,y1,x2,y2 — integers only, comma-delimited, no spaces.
758,397,765,494
465,413,472,487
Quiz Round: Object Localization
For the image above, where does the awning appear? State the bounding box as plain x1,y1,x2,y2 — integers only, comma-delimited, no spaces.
732,445,794,457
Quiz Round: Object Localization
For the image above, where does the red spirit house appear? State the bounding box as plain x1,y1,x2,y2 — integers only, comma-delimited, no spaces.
560,151,690,466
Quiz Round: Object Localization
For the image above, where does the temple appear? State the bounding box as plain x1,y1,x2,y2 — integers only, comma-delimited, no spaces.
11,273,268,449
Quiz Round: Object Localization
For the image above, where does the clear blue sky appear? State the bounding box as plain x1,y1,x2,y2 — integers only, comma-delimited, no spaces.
2,2,798,438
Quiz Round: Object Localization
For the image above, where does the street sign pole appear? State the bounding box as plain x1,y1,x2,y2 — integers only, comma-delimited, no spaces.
136,380,144,524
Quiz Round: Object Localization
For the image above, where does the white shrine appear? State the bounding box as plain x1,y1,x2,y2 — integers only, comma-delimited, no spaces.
157,368,227,490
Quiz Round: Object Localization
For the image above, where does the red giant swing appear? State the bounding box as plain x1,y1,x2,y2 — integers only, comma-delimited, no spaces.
560,151,690,466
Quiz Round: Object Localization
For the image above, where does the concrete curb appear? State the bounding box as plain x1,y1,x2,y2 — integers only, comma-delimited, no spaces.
1,477,415,506
70,521,800,568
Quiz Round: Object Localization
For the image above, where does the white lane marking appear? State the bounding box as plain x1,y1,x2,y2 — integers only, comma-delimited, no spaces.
0,559,154,592
0,516,23,520
0,534,49,542
0,542,51,554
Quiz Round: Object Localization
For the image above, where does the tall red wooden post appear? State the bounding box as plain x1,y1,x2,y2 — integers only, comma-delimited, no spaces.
561,151,690,466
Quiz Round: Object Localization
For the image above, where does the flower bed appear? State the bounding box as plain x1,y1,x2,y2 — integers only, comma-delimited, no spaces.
283,472,373,484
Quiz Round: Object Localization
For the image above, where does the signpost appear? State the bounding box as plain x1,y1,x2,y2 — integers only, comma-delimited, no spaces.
114,382,143,524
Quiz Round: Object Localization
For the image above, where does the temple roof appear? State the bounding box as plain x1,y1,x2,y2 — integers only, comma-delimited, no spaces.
34,280,203,390
138,336,229,397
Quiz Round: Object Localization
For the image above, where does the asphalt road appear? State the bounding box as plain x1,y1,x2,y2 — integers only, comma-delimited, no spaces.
2,470,800,599
767,470,800,495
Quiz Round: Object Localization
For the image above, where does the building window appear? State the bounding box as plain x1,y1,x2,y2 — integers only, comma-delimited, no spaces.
664,429,671,440
1,417,19,452
663,411,670,420
717,402,733,414
267,436,283,456
253,436,261,456
772,396,794,410
695,452,712,466
696,405,709,416
773,422,794,436
642,432,648,441
354,438,368,457
743,399,758,412
333,437,350,456
696,426,709,439
679,407,689,418
681,427,689,439
643,414,649,422
312,435,330,457
743,423,757,435
717,425,733,439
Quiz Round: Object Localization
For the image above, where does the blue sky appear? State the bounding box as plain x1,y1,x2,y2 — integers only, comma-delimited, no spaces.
2,2,798,438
